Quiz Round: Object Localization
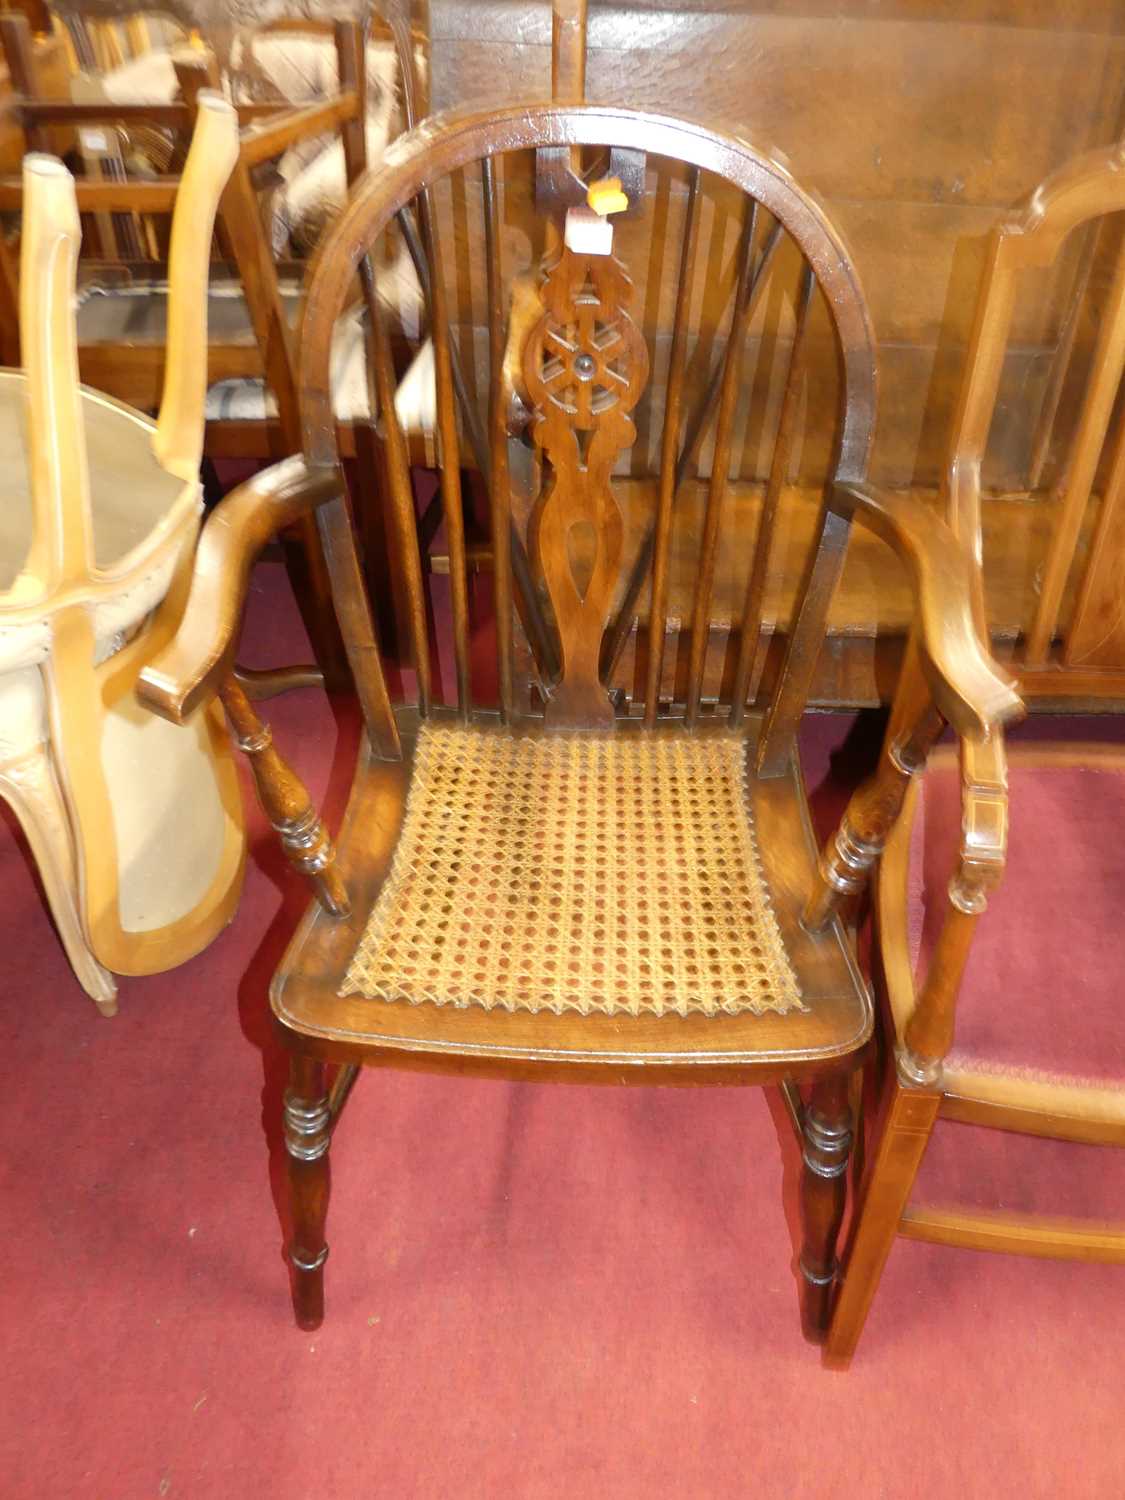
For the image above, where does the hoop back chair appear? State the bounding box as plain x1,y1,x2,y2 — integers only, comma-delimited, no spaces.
826,140,1125,1365
0,92,245,1012
138,101,1019,1334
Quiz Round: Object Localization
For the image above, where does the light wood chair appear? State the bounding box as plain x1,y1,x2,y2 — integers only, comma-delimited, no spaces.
138,100,1019,1334
0,90,244,1013
0,11,401,687
826,139,1125,1366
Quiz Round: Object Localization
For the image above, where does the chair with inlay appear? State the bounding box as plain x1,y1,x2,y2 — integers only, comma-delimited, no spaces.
138,101,1019,1334
826,139,1125,1365
0,91,244,1013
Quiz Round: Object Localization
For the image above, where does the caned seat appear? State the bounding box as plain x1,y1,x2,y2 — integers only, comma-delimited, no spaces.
272,713,871,1070
140,100,1017,1338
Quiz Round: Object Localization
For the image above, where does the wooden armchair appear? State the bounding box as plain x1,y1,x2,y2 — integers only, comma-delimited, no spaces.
0,92,243,1012
826,139,1125,1366
138,101,1018,1334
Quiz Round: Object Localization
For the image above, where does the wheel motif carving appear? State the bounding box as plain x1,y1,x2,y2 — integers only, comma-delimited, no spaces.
522,248,649,727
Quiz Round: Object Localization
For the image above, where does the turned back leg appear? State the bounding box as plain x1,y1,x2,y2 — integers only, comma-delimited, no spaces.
284,1053,332,1330
798,1072,854,1342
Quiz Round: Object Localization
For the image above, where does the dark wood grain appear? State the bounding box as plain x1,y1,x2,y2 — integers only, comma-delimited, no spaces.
142,93,1017,1340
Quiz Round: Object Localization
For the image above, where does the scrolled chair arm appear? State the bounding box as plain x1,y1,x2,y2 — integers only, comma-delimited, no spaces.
802,486,1022,939
137,456,344,724
831,480,1022,738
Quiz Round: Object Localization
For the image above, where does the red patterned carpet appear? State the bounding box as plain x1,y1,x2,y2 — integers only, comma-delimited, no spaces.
3,561,1124,1498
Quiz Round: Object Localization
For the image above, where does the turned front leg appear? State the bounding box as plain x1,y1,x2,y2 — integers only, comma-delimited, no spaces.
284,1054,332,1330
798,1072,853,1342
219,676,349,917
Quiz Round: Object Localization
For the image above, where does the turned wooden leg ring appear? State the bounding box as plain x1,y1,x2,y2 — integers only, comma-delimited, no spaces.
802,818,881,933
220,676,350,919
284,1060,331,1331
273,802,350,918
798,1074,853,1342
802,714,938,935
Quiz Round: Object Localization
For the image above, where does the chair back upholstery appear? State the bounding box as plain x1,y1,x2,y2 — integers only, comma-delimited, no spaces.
298,102,879,762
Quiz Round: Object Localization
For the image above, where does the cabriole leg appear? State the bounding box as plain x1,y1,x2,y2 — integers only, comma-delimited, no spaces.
0,745,117,1015
798,1072,853,1342
284,1053,331,1330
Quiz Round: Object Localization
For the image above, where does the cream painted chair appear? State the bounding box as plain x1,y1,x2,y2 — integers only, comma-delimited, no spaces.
0,91,245,1014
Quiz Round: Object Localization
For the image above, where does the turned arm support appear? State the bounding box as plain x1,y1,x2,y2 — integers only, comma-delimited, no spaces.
803,486,1019,939
832,481,1022,738
137,457,345,725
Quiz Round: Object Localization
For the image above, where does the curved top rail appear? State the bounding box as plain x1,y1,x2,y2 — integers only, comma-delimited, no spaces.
297,101,877,481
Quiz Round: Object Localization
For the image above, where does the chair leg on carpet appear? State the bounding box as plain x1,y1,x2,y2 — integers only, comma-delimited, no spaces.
798,1072,853,1343
284,1054,332,1331
824,1074,940,1366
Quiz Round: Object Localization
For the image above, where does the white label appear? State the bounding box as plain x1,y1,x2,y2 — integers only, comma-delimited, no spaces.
564,206,614,257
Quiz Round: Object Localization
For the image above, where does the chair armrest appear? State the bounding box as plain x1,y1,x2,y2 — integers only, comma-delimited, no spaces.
832,481,1023,737
137,457,343,724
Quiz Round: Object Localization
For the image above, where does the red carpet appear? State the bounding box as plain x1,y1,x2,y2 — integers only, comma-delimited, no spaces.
3,562,1124,1498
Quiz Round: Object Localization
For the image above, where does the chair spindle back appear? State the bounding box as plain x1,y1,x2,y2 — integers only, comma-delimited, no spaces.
298,104,878,763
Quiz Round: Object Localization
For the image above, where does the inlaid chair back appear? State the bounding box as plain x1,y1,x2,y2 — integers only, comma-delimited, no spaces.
298,103,887,763
947,140,1125,696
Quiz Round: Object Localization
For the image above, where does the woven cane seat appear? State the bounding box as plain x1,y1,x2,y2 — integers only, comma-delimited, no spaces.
340,722,802,1020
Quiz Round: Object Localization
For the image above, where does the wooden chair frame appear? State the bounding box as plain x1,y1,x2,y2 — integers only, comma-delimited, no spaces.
826,140,1125,1366
137,100,1019,1337
1,95,245,1010
945,138,1125,701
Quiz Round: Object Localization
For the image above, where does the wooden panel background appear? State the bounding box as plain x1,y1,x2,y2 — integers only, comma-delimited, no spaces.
398,0,1125,697
425,0,1125,490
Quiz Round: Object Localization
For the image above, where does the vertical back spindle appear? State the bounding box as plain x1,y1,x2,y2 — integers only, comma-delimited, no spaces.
419,187,472,716
1064,405,1125,663
1025,233,1125,665
602,217,781,688
729,260,815,724
643,166,702,726
684,198,760,725
365,260,433,713
398,199,557,684
1026,219,1101,492
675,222,784,495
482,154,514,721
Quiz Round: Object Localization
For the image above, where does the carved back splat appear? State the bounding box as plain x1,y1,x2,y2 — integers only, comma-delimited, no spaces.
523,247,649,728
